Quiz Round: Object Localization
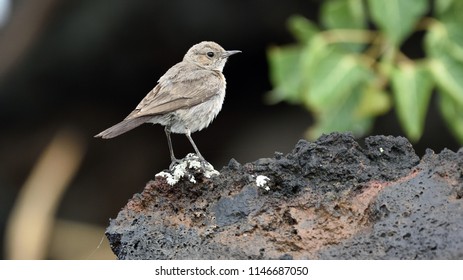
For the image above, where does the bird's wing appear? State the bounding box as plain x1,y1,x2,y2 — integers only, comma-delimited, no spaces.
125,63,224,120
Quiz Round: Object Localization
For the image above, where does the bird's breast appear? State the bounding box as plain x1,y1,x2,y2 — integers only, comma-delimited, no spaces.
169,86,226,134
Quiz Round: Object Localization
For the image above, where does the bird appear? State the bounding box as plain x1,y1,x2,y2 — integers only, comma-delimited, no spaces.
95,41,241,168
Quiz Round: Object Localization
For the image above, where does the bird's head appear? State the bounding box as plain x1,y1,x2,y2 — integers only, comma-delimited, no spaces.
184,41,241,72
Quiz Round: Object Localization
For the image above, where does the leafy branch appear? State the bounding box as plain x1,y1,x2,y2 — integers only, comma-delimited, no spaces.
267,0,463,143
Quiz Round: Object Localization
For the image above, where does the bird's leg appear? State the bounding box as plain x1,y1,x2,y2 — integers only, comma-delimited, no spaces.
165,126,180,169
185,130,207,164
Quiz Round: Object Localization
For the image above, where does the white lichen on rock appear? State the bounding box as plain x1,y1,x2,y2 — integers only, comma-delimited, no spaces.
188,158,202,169
256,175,270,191
155,153,219,186
203,165,220,178
155,171,178,185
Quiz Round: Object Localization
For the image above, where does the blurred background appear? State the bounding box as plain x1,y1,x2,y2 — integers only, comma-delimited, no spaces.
0,0,459,259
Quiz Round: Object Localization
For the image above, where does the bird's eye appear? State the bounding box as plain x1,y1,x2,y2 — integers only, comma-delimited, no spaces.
206,52,214,58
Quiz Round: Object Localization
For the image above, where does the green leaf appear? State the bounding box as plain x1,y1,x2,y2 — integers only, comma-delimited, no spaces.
435,0,456,16
442,21,463,61
287,15,319,44
367,0,429,46
425,20,463,107
391,63,434,141
424,22,448,58
306,88,373,140
299,38,375,139
427,56,463,106
435,0,463,24
266,45,303,104
302,45,373,108
425,17,463,63
439,92,463,144
320,0,367,52
321,0,366,30
355,86,391,118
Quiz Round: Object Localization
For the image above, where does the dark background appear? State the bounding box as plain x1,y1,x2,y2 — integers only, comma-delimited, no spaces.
0,0,459,259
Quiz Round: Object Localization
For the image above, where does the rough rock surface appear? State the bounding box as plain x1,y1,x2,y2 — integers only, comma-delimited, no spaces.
106,132,463,259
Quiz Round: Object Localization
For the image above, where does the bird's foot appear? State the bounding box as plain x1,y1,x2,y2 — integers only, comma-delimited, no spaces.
169,158,182,171
184,153,219,177
161,154,219,185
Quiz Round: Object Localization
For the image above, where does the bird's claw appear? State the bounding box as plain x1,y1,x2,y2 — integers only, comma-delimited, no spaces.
169,158,182,171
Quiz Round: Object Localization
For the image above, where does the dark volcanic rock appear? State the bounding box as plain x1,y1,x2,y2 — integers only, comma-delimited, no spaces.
318,148,463,259
105,132,463,259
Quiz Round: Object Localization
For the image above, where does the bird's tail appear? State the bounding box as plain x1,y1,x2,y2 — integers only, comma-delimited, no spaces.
94,116,152,139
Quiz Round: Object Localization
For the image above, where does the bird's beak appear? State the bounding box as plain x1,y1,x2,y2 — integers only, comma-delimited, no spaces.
223,50,242,58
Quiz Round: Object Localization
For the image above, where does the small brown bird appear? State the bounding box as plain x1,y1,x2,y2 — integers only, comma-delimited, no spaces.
95,41,240,166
